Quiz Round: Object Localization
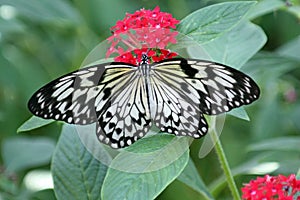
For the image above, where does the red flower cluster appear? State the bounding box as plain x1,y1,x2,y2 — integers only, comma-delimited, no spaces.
110,6,179,34
106,6,179,64
114,48,178,65
241,174,300,200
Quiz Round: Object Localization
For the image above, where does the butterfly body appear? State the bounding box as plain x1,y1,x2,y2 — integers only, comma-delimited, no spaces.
28,57,260,148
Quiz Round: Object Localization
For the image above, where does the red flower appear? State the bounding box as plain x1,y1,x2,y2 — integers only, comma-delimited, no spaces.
110,6,179,34
241,174,300,200
106,6,179,64
114,48,178,66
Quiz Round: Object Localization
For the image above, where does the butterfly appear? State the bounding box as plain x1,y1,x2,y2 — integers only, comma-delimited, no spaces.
28,54,260,148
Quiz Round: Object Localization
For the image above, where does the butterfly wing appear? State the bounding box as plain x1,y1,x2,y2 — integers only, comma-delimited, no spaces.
150,69,208,139
95,67,152,148
150,58,260,137
28,62,152,148
28,64,109,124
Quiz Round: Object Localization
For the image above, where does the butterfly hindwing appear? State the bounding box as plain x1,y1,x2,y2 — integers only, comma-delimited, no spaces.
150,69,208,139
96,68,152,148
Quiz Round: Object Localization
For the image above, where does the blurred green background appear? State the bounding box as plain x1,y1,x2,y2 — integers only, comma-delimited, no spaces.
0,0,300,199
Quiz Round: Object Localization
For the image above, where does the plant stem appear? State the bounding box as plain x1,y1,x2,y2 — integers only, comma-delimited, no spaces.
211,117,241,200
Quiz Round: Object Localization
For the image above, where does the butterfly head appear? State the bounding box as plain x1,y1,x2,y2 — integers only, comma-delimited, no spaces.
141,53,149,65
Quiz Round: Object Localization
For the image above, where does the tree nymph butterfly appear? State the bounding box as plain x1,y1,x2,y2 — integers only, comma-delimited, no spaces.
28,54,260,148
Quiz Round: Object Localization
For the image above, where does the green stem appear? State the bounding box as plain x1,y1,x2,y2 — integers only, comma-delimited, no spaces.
211,117,241,200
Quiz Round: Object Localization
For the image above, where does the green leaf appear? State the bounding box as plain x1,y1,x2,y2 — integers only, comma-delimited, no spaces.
188,22,267,69
177,158,214,200
247,0,285,19
287,6,300,19
274,160,300,174
29,189,56,200
247,136,300,152
52,124,108,200
276,35,300,61
296,168,300,179
253,98,283,139
73,0,140,35
228,107,250,121
177,1,256,44
0,18,25,36
0,0,81,25
244,52,300,78
101,135,190,200
17,116,54,132
2,137,55,172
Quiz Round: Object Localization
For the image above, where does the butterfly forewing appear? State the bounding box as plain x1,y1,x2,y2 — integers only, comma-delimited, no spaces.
28,64,107,124
151,58,260,116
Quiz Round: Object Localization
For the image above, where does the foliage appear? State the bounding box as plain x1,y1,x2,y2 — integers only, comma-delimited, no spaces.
0,0,300,199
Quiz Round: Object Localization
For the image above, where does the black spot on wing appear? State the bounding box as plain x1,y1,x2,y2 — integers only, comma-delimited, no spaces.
179,59,198,77
103,88,111,100
180,82,189,91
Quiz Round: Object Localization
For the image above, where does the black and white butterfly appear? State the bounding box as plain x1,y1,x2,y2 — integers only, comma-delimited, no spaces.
28,54,260,148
